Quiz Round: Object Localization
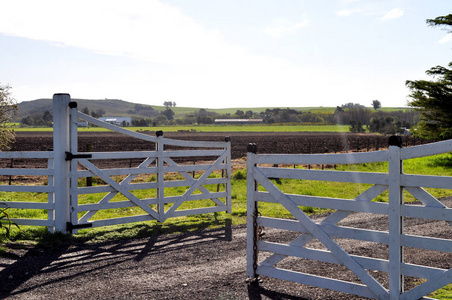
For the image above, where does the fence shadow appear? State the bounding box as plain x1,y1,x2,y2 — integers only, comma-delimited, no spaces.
0,218,232,298
247,281,310,300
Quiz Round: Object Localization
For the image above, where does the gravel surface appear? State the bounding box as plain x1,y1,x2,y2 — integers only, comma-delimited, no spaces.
1,199,452,300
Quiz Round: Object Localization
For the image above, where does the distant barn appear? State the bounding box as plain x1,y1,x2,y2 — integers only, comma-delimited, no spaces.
214,119,263,125
98,117,131,126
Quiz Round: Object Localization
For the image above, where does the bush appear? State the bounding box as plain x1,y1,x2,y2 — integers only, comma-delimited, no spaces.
232,169,247,180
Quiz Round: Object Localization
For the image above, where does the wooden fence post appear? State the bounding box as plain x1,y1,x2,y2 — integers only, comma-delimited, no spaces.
388,135,403,299
156,130,165,222
246,143,258,279
53,93,71,233
225,136,232,214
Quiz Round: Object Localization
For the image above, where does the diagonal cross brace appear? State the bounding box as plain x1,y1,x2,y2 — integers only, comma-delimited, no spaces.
164,157,225,207
261,184,388,267
254,168,388,299
78,157,156,223
164,151,228,219
79,159,159,220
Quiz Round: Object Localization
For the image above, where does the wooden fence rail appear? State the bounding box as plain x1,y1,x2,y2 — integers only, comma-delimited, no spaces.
246,137,452,300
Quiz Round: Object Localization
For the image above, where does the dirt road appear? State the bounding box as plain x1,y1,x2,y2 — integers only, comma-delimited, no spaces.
1,199,452,300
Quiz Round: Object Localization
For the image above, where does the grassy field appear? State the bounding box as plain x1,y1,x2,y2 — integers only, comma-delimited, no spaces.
13,124,351,132
1,153,452,298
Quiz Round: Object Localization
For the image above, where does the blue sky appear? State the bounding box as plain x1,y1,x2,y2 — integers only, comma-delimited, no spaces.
1,0,451,108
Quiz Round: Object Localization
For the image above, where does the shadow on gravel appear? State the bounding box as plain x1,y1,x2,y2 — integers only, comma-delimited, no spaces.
247,281,310,300
0,218,232,299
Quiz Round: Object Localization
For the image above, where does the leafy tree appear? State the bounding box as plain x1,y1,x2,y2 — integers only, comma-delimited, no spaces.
406,14,452,140
372,100,381,110
349,120,365,133
235,110,244,118
20,116,33,126
82,107,90,115
95,108,105,117
0,84,18,150
43,111,52,122
161,108,174,120
163,101,173,108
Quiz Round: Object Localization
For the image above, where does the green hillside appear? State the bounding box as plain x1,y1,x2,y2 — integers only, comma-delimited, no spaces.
17,98,410,120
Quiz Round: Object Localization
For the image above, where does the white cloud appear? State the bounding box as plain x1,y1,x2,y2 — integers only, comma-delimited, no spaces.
336,9,358,17
439,33,452,44
264,18,309,38
381,8,404,21
0,0,319,107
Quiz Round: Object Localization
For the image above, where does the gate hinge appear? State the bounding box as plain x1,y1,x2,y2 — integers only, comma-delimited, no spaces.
67,222,93,231
65,152,93,160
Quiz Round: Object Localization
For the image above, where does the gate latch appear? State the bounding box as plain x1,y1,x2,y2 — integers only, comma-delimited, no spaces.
65,152,93,161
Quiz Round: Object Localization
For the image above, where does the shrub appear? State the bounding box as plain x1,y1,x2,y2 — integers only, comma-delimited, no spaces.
232,169,247,180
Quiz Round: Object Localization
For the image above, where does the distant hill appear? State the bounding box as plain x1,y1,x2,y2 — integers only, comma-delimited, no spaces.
17,98,161,119
17,98,410,121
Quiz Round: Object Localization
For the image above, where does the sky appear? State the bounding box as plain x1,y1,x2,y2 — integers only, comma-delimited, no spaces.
1,0,451,109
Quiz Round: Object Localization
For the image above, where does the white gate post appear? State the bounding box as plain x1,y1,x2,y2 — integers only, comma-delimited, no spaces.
246,143,258,279
388,136,404,300
225,136,232,214
53,93,71,233
156,130,165,222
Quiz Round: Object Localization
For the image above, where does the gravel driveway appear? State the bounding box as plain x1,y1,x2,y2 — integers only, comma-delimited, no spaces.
1,199,452,300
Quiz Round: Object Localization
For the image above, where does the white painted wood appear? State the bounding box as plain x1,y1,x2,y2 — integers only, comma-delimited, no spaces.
47,158,55,233
79,159,159,220
388,145,403,300
258,240,390,273
0,168,53,176
402,174,452,189
162,137,229,148
247,140,452,299
257,265,376,299
77,111,159,143
10,218,53,227
404,187,445,208
255,150,388,165
0,201,54,209
402,234,452,252
69,105,79,234
162,149,225,157
246,151,257,278
156,134,165,222
52,94,71,233
402,263,448,280
255,192,389,215
400,268,452,300
225,142,232,213
88,151,157,159
0,151,54,159
401,205,452,222
170,205,227,218
258,167,388,185
253,168,389,299
401,139,452,160
164,151,229,218
0,95,232,233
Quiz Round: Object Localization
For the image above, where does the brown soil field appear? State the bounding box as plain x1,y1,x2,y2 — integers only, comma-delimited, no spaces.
4,131,426,169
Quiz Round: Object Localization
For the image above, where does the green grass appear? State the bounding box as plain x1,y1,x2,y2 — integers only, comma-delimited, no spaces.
14,124,351,133
2,153,452,240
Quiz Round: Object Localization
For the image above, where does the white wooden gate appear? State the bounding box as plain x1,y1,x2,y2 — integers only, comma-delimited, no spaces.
246,138,452,300
59,95,232,233
0,93,231,234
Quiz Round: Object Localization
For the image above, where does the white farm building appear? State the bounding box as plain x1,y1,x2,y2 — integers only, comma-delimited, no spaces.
98,117,131,126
